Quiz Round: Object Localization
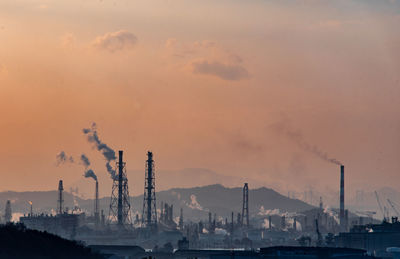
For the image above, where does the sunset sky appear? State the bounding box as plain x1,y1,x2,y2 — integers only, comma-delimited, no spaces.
0,0,399,204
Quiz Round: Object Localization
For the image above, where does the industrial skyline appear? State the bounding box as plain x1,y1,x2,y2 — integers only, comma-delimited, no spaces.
0,0,399,257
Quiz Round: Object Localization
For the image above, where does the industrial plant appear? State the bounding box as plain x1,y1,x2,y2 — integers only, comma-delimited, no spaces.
0,146,391,259
0,124,395,258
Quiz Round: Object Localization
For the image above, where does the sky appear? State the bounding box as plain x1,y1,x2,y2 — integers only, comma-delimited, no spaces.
0,0,399,206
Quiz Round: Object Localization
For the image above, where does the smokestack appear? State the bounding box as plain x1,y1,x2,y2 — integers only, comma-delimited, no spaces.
58,180,64,214
117,150,123,225
5,200,12,223
269,215,272,229
231,211,234,234
95,180,99,227
242,183,249,227
29,201,33,216
340,165,345,231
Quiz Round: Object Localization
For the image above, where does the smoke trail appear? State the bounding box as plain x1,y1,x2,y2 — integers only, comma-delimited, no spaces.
80,154,91,168
84,169,98,181
82,122,116,179
271,119,342,165
80,154,97,181
56,151,74,166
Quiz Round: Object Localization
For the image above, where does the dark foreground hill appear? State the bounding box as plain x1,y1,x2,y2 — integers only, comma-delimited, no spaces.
0,184,313,222
0,223,103,258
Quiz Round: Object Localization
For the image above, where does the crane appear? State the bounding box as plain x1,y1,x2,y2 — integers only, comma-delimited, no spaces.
375,191,388,222
387,199,400,217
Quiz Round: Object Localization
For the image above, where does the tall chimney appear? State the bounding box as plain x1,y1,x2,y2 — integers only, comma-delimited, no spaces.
58,180,64,214
242,183,249,227
340,165,345,231
95,180,99,227
117,150,123,225
269,215,272,229
145,151,155,226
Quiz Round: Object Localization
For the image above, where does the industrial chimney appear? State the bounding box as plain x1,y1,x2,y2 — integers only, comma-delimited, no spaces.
94,180,99,227
242,183,249,227
340,165,345,231
58,180,64,214
5,200,12,223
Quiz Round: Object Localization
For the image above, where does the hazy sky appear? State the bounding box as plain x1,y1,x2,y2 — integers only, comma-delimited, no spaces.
0,0,399,203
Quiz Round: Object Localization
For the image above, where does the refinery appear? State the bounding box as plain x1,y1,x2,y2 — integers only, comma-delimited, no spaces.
0,125,397,258
0,146,395,258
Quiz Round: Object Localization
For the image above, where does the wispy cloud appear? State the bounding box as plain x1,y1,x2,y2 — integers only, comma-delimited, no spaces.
92,30,137,53
165,39,250,81
190,60,249,81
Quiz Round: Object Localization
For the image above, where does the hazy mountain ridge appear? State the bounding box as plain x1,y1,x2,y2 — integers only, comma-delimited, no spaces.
0,184,314,222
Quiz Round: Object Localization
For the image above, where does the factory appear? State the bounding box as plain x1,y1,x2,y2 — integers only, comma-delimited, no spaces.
10,147,400,258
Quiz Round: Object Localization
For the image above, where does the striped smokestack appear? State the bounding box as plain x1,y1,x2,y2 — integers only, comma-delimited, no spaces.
340,165,345,231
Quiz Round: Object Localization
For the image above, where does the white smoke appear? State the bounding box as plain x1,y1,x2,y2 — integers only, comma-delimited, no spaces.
187,194,206,211
12,212,24,223
324,206,339,224
258,206,303,218
215,228,228,235
262,218,274,228
258,206,281,216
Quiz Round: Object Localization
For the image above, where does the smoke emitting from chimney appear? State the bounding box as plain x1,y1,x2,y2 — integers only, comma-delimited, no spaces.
83,122,116,179
80,154,91,168
84,169,98,181
56,151,74,166
271,119,342,165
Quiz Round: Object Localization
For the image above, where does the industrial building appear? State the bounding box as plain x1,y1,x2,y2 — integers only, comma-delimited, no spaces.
336,218,400,257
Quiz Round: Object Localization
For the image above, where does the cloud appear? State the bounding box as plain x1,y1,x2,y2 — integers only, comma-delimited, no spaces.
164,39,249,81
92,30,137,52
190,60,249,81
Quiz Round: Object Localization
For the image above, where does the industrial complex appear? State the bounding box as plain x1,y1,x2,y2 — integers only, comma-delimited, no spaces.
0,150,396,258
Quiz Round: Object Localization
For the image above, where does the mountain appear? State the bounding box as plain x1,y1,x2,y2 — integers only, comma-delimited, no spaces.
0,184,314,222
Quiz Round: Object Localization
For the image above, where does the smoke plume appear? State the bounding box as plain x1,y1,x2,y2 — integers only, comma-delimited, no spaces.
80,154,91,168
56,151,74,166
80,153,97,181
83,122,116,179
271,119,342,166
84,169,98,181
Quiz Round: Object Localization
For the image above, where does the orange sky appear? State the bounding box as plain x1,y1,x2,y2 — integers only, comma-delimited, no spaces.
0,0,399,205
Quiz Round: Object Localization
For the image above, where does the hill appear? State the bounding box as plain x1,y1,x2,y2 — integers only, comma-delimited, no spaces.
0,223,103,258
0,184,314,222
